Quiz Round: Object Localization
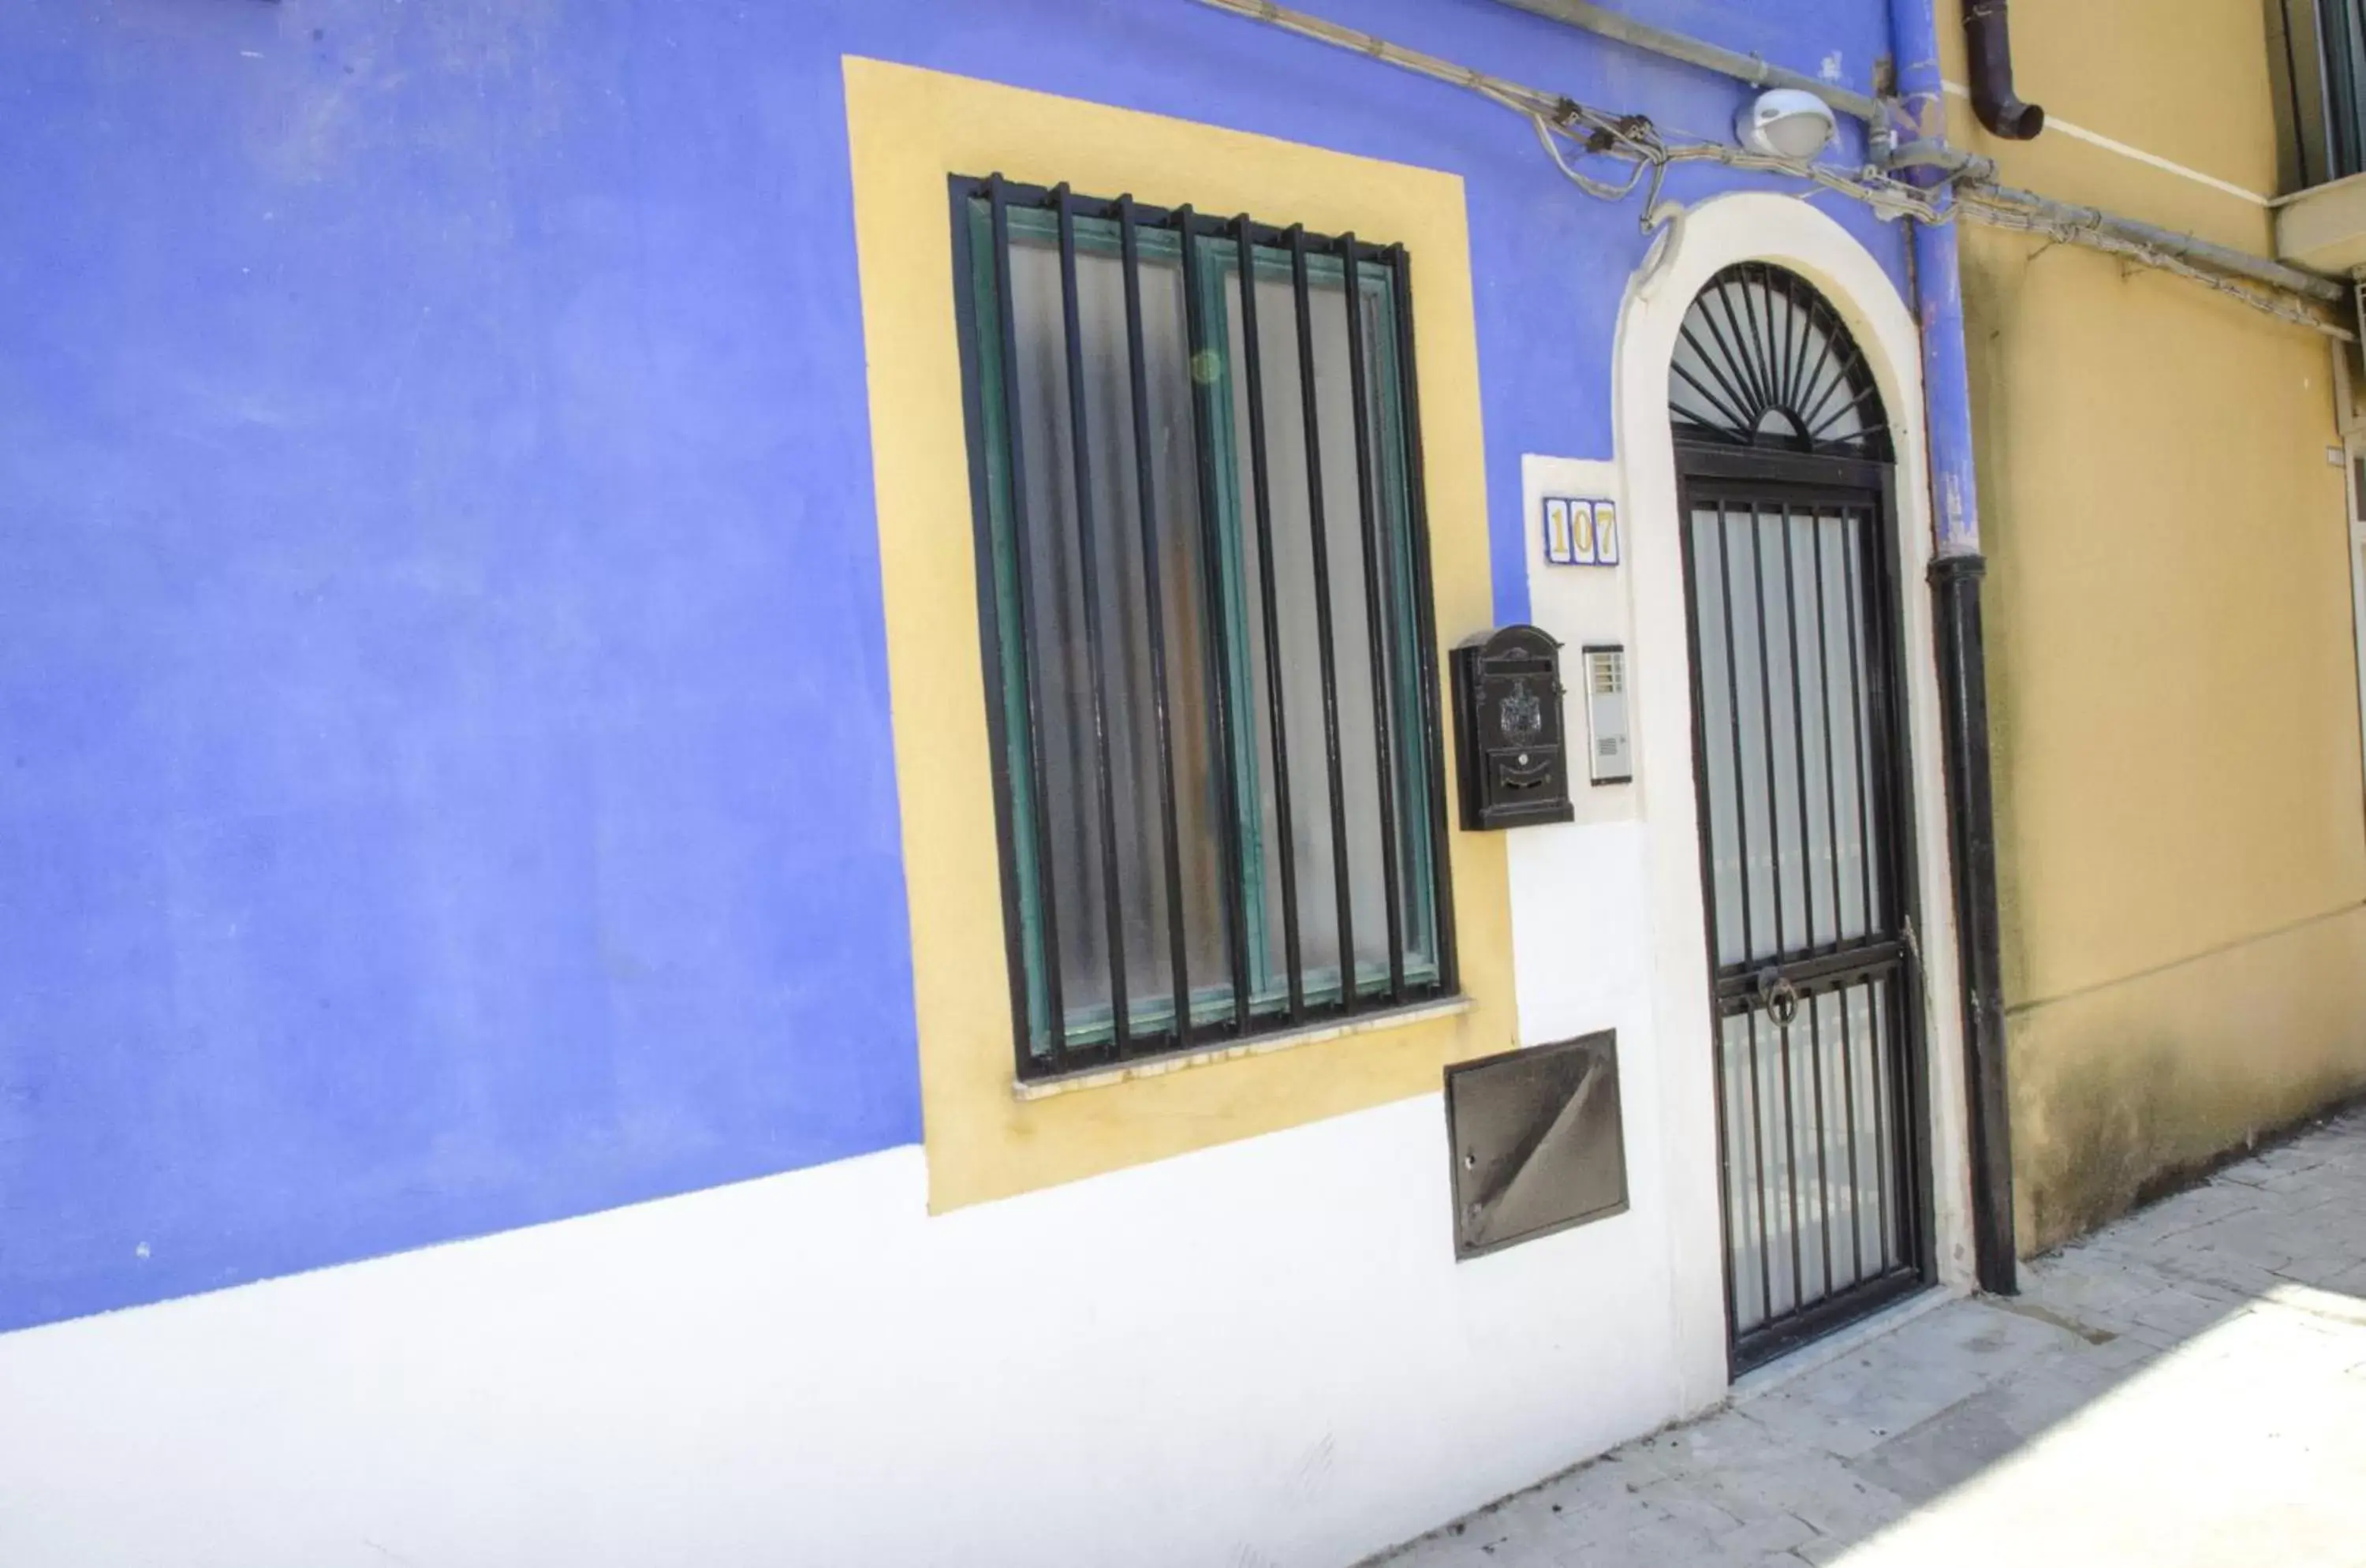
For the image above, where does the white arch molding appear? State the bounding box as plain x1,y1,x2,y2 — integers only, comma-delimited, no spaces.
1614,193,1977,1399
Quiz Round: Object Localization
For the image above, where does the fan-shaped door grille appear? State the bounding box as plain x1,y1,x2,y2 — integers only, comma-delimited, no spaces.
1669,262,1890,461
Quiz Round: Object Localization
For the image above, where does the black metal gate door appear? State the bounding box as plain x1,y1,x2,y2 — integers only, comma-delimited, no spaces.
1677,446,1931,1372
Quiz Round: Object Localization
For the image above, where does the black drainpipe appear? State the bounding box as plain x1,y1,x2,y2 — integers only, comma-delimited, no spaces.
1965,0,2046,140
1898,0,2020,1294
1931,554,2017,1294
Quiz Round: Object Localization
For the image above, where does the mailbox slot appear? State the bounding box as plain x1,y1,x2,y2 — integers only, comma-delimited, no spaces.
1446,1030,1629,1260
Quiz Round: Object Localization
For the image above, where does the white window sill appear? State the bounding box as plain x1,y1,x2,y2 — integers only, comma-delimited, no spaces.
1012,995,1477,1102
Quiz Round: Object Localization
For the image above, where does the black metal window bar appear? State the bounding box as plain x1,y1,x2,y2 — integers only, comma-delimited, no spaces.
950,174,1457,1081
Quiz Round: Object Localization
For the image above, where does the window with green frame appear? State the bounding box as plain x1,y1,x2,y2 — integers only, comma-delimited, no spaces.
950,174,1457,1080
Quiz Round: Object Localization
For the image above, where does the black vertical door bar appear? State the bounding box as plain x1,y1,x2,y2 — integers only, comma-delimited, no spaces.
1888,504,1927,1275
1778,504,1834,1295
1714,497,1756,965
1841,517,1897,1271
1339,237,1406,1004
1858,501,1909,1267
1053,187,1132,1060
1233,215,1304,1020
1718,503,1776,1323
1842,514,1880,959
986,177,1068,1064
1749,503,1789,961
1116,196,1193,1052
1389,245,1457,991
1875,498,1936,1281
1713,1017,1741,1327
1176,207,1254,1036
1868,974,1896,1268
1289,225,1358,1014
1745,1009,1776,1323
1747,505,1806,1307
1680,494,1744,1342
1880,506,1925,1295
1806,987,1834,1294
1814,508,1867,1285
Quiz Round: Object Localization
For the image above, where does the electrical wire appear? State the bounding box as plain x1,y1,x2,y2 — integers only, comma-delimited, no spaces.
1193,0,2354,341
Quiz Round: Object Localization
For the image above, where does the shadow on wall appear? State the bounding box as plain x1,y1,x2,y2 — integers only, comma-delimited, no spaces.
1365,1104,2366,1566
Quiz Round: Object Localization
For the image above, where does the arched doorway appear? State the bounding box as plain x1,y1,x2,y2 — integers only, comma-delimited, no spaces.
1668,261,1932,1372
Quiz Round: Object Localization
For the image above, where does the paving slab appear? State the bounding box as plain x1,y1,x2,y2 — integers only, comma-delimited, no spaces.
1371,1106,2366,1568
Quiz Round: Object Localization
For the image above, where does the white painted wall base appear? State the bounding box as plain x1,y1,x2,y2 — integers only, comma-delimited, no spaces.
0,1096,1704,1568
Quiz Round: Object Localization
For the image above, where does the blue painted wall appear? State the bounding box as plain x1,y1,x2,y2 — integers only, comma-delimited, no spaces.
0,0,1907,1334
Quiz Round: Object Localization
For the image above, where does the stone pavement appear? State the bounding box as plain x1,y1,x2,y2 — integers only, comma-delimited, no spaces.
1375,1103,2366,1568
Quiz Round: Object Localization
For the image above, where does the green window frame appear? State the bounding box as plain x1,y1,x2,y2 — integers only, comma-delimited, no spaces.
950,175,1457,1080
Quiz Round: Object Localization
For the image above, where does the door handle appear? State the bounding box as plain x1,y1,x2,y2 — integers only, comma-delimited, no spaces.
1756,968,1801,1028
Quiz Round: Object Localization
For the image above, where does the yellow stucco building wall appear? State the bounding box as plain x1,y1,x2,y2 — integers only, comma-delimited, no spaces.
1941,2,2366,1253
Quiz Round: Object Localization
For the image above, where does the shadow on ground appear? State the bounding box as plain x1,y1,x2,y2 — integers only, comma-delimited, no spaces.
1371,1106,2366,1567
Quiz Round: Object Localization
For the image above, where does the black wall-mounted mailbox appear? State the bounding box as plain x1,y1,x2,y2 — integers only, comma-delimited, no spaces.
1450,625,1574,831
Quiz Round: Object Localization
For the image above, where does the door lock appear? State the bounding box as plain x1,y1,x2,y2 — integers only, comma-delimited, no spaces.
1756,969,1801,1028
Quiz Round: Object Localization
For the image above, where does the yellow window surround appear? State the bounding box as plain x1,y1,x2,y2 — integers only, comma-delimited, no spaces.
843,56,1513,1212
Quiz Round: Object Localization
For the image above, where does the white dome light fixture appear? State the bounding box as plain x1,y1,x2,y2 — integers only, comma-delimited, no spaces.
1737,88,1838,161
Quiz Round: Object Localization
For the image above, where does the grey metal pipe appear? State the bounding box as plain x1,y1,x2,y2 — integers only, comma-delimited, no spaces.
1998,190,2344,302
1487,0,1887,125
1890,141,2344,304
